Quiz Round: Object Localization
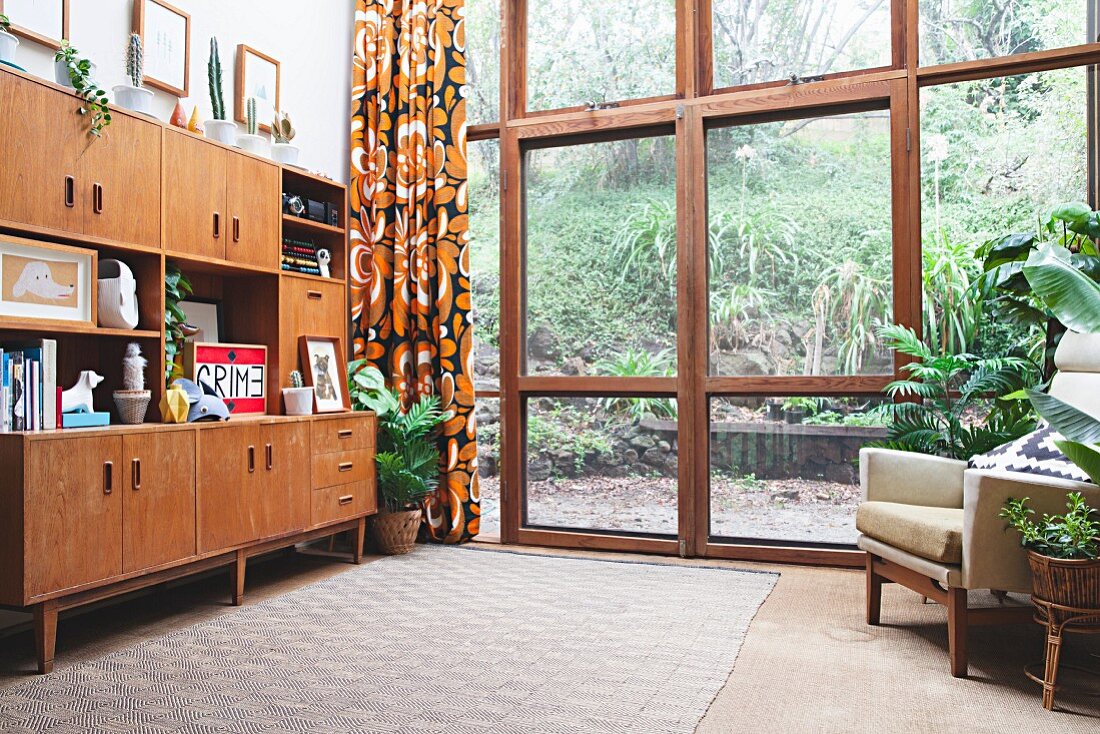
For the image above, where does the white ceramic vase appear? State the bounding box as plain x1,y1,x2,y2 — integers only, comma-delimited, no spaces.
54,57,95,87
97,259,140,330
237,133,269,157
282,387,314,416
204,119,237,146
112,84,154,115
0,30,19,65
271,143,300,166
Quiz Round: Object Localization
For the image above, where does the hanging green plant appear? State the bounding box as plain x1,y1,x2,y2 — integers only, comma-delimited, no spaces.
164,262,193,384
54,41,111,137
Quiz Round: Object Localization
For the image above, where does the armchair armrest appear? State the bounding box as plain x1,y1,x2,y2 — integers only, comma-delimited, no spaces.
962,470,1100,593
859,448,967,507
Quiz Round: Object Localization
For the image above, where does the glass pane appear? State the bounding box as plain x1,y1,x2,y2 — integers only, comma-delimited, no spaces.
526,1,676,111
711,0,892,90
465,0,501,124
920,0,1090,66
707,111,893,376
709,396,890,545
476,397,501,538
525,135,677,375
470,139,501,391
526,396,678,536
920,68,1087,357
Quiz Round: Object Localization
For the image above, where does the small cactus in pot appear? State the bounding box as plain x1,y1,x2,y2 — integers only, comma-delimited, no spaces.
246,96,258,135
204,37,237,145
113,33,154,114
237,95,269,155
283,369,314,416
114,342,152,424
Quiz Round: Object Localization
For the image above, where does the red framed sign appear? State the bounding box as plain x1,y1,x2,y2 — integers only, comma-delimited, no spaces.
184,342,267,415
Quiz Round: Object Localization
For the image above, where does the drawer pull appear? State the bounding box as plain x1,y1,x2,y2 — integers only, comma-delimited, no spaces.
247,445,255,474
338,495,354,506
266,443,273,471
104,461,113,495
337,429,353,439
64,175,75,208
132,458,141,490
338,462,354,472
306,290,323,300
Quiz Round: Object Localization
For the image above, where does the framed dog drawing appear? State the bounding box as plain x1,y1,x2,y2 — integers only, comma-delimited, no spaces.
0,235,95,326
299,335,350,413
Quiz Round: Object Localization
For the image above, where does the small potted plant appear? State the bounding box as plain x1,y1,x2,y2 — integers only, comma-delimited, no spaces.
237,96,268,156
782,397,815,425
0,14,19,66
113,33,153,115
765,398,783,421
54,41,110,137
203,37,236,145
113,342,152,424
282,370,313,415
271,110,299,165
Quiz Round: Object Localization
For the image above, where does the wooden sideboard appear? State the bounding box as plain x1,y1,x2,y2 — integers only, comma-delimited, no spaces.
0,65,371,674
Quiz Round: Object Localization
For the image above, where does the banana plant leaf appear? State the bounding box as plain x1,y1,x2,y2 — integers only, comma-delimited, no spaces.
1054,440,1100,485
1028,389,1100,444
1022,243,1100,333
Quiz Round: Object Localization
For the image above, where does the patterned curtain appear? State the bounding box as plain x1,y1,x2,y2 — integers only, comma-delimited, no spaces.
349,0,479,543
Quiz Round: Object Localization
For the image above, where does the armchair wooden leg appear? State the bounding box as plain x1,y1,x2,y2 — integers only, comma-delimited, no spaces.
866,554,883,625
947,587,968,678
33,600,58,675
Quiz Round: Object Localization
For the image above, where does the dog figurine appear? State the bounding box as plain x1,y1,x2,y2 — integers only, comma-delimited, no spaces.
13,261,75,301
313,353,337,401
61,371,104,414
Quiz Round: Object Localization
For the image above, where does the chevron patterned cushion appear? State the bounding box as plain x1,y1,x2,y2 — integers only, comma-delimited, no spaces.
968,425,1093,484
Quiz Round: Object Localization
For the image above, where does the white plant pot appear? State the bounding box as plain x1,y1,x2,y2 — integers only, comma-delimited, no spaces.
54,57,95,87
271,143,300,166
0,30,19,65
112,84,154,115
204,119,237,146
237,133,269,157
282,387,314,416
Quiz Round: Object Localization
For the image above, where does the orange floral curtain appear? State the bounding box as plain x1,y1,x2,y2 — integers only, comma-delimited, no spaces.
349,0,478,542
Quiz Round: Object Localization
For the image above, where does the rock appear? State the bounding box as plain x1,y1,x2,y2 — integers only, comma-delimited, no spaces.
815,491,831,501
622,449,639,465
478,454,498,478
642,447,665,466
657,440,671,453
528,457,552,482
824,463,857,485
630,435,656,450
561,356,588,376
475,398,500,426
528,324,558,360
712,350,772,377
771,489,800,502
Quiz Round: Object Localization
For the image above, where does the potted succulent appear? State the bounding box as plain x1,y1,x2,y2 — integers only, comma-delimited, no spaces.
0,14,19,66
203,37,236,145
113,33,153,115
348,359,451,555
270,111,299,165
54,41,110,137
282,370,313,415
237,96,268,156
113,342,152,424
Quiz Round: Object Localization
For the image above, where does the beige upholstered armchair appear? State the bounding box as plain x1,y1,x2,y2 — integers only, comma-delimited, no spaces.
856,331,1100,677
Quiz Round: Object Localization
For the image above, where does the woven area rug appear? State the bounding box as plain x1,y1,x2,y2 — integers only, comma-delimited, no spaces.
0,546,776,734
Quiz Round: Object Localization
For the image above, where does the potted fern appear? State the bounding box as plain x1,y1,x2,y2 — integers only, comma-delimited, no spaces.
203,37,236,145
113,33,153,115
0,14,19,66
271,111,299,165
348,359,451,555
237,96,268,156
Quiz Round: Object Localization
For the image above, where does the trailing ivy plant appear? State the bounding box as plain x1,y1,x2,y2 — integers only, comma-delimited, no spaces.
54,41,111,137
1000,493,1100,560
0,14,11,32
164,263,193,384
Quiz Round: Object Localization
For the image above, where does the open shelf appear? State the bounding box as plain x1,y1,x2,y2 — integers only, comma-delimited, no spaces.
165,250,282,278
280,270,346,285
0,319,160,339
282,214,345,236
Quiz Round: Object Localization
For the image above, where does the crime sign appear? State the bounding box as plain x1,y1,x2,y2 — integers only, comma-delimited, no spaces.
184,342,268,415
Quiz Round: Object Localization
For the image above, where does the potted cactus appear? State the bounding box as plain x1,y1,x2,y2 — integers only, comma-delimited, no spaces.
237,96,268,156
271,110,299,165
282,370,313,415
113,33,154,115
113,343,152,424
203,37,236,145
0,14,19,66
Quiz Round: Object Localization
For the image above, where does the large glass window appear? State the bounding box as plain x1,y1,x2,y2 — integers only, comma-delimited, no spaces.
470,139,501,391
920,0,1091,67
524,134,677,375
711,0,892,90
465,0,501,124
706,110,894,377
526,1,676,111
476,397,502,538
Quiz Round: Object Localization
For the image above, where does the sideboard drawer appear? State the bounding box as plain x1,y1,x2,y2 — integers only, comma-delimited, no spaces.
311,482,374,526
311,449,372,489
311,415,373,455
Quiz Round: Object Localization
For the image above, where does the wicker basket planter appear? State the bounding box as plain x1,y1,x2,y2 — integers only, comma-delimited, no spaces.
370,507,422,555
113,390,151,425
1027,550,1100,613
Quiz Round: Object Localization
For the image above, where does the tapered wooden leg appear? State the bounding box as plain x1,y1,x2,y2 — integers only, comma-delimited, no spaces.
353,517,366,565
947,587,969,678
231,550,246,606
33,601,58,675
866,554,882,625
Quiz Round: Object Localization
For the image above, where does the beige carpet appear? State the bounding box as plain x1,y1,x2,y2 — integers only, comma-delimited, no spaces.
1,544,1098,733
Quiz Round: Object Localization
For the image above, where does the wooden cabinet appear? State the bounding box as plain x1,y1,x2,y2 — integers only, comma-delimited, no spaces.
279,277,347,397
259,422,311,536
82,112,162,247
24,436,123,598
122,432,196,574
226,152,280,268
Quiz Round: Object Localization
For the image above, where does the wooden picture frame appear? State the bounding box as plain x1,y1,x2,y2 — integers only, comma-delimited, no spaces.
298,335,350,413
181,297,221,343
0,0,68,50
0,234,95,328
132,0,190,97
235,44,280,133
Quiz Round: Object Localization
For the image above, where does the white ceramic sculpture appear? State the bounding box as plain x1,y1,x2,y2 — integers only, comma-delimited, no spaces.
317,248,332,279
62,371,104,414
97,259,140,329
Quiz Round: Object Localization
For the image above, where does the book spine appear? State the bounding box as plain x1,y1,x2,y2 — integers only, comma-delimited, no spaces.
42,340,56,431
11,354,24,432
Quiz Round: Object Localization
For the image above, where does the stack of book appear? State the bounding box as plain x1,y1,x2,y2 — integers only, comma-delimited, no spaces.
281,237,321,276
1,339,58,432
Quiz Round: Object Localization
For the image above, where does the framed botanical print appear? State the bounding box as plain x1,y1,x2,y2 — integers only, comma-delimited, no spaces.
132,0,190,97
299,335,350,413
0,235,95,326
235,44,280,133
0,0,69,50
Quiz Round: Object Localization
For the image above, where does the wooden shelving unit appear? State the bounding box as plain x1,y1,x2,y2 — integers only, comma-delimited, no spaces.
282,214,346,237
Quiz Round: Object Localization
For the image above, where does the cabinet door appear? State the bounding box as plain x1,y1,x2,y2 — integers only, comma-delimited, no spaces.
25,436,123,597
197,424,260,552
279,277,346,409
123,432,196,573
163,130,226,259
81,112,162,247
257,422,310,536
225,152,279,268
0,76,86,233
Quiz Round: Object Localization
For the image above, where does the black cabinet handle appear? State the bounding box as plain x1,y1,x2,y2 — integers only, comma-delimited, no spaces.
132,458,141,490
265,443,273,471
64,176,75,208
247,445,255,473
213,212,221,239
104,461,113,495
233,216,240,242
93,183,104,214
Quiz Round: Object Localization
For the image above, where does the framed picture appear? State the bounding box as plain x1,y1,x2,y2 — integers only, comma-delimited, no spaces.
0,0,68,50
132,0,190,97
183,342,267,415
299,335,349,413
181,298,221,343
235,44,280,133
0,235,95,326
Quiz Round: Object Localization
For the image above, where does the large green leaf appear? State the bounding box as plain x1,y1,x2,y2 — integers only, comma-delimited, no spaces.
1053,440,1100,485
1022,243,1100,332
1028,389,1100,444
982,232,1037,269
1051,201,1092,224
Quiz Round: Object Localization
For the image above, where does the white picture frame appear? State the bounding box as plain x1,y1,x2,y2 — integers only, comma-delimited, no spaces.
182,298,221,343
0,236,94,326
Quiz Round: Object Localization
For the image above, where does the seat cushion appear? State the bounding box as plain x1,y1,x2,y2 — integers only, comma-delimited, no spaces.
855,502,964,564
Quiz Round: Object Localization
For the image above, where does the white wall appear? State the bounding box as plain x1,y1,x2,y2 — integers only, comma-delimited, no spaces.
10,0,355,182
